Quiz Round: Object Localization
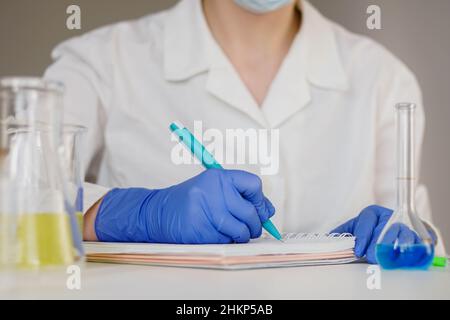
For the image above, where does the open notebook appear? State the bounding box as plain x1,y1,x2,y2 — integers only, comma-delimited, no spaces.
85,233,357,270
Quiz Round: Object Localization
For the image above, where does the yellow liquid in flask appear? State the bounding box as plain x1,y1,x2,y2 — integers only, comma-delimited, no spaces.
18,212,74,268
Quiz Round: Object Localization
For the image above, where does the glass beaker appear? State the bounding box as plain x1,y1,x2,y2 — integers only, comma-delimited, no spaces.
0,95,15,269
375,103,435,270
61,125,87,239
0,77,82,269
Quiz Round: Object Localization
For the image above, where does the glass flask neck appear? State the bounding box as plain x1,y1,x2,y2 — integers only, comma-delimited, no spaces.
0,77,64,146
396,103,416,213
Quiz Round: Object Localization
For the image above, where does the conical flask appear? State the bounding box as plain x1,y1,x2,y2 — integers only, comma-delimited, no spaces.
0,77,83,269
376,103,434,270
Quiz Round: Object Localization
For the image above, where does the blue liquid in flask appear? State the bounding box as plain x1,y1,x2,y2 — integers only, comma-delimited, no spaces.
376,243,434,270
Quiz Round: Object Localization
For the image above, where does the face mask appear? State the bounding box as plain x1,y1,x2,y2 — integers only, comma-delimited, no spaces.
233,0,294,14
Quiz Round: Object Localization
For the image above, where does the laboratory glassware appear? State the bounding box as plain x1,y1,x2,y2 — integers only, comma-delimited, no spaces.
61,124,87,238
0,77,82,269
375,103,435,270
0,85,15,269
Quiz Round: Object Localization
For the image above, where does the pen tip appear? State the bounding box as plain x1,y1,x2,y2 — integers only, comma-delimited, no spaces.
169,123,179,132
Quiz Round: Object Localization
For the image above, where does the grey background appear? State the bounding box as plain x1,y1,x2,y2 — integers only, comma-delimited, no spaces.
1,0,449,248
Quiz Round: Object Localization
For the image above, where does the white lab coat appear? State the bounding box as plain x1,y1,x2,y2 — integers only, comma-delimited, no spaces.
44,0,443,250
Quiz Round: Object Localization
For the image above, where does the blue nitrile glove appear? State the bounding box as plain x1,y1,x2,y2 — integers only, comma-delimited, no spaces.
95,169,275,244
330,205,396,264
331,205,437,264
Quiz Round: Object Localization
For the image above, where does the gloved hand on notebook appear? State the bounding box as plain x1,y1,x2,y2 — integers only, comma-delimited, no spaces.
94,169,275,244
330,205,400,264
331,205,438,264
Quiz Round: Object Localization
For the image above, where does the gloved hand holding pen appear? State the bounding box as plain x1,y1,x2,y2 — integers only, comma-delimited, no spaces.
90,169,275,244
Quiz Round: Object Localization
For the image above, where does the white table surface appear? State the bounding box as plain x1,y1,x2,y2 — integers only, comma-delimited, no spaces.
1,261,450,299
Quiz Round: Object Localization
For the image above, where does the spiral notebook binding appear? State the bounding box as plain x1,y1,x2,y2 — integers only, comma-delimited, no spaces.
281,233,354,241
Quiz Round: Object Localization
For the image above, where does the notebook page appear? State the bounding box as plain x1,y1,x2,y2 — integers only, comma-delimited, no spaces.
85,233,355,257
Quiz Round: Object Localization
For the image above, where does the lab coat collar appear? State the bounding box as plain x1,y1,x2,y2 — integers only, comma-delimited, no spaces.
164,0,269,126
163,0,210,81
301,1,349,91
261,1,349,127
163,0,349,127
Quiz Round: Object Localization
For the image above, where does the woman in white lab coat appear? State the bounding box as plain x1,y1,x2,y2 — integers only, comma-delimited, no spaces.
44,0,442,263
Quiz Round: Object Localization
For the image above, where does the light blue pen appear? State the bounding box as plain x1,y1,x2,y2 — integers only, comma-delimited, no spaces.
169,122,283,242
